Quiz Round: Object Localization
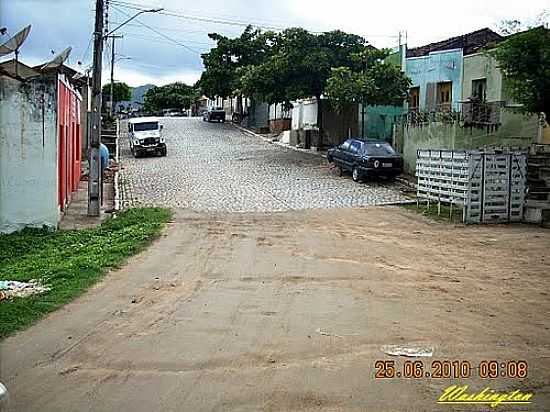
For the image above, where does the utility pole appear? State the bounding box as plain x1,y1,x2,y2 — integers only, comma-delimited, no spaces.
88,0,104,216
87,2,161,216
108,34,123,117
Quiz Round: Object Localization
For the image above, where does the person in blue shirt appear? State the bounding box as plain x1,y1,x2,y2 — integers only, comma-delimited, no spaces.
100,143,110,171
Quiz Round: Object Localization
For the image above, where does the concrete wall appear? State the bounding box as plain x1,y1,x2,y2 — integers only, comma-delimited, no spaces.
291,98,358,147
246,101,269,131
406,49,463,111
359,104,406,141
291,99,317,130
0,76,59,233
269,103,291,121
462,52,504,102
395,110,541,174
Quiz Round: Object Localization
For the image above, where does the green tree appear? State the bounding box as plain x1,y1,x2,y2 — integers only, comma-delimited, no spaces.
102,82,132,110
326,48,411,111
143,82,198,112
493,26,550,119
198,26,275,115
239,28,367,143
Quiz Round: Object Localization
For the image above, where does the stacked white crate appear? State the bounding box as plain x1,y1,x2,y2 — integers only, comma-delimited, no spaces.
416,149,527,223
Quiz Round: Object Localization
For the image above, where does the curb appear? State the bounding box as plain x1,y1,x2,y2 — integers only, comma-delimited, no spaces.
232,123,327,159
114,120,121,211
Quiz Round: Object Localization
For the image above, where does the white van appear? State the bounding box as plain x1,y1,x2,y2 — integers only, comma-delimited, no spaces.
128,117,166,157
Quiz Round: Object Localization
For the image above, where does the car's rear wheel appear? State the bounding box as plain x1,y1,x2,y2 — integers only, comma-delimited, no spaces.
352,166,361,182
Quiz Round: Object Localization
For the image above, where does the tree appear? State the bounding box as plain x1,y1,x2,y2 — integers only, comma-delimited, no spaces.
143,82,198,112
496,10,549,35
325,47,404,110
325,48,411,138
239,28,367,144
493,26,550,119
102,82,132,111
198,25,275,115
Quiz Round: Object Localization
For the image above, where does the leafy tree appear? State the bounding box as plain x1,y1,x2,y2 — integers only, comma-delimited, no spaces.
143,82,198,112
239,28,367,143
102,82,132,110
496,10,549,35
493,26,550,119
198,26,275,114
326,49,411,111
497,19,524,36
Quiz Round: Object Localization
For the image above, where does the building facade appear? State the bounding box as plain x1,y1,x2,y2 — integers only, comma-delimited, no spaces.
406,48,463,112
0,60,82,233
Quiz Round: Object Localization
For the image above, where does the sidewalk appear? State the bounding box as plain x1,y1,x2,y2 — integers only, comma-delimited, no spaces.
58,179,115,230
232,123,328,159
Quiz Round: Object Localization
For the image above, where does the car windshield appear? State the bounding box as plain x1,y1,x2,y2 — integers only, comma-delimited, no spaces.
364,143,396,156
133,122,159,132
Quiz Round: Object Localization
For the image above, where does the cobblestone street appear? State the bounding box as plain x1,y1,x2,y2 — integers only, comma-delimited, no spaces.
120,118,408,211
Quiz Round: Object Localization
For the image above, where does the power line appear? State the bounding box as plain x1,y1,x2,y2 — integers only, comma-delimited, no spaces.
108,21,220,36
111,4,201,55
110,0,400,39
80,33,94,64
123,32,214,47
110,0,291,31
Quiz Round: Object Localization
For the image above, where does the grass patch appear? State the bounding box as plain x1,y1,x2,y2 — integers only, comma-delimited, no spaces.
402,202,464,223
0,207,172,339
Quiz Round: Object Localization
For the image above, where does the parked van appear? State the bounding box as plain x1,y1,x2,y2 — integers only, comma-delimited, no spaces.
128,117,167,157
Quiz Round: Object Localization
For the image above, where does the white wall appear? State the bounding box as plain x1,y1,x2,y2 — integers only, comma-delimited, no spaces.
291,99,318,130
0,76,59,233
268,103,291,121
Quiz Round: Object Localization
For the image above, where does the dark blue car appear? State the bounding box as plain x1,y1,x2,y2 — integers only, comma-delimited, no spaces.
327,138,403,182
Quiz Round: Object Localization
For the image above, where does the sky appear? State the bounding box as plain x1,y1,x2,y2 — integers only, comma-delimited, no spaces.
1,0,549,87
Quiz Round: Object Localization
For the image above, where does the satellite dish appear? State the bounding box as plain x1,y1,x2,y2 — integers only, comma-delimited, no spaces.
41,46,72,70
0,25,31,57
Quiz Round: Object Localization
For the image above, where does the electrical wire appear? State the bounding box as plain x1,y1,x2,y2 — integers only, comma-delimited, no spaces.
80,33,94,65
110,0,290,31
111,4,201,55
123,32,214,47
110,0,400,38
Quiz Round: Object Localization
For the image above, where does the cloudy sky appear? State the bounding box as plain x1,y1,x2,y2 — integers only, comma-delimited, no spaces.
1,0,548,87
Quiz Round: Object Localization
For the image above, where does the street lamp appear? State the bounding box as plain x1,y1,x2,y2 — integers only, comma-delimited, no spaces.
106,8,162,117
104,8,163,37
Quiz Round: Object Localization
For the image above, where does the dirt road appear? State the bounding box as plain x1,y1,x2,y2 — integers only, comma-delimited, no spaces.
2,207,550,411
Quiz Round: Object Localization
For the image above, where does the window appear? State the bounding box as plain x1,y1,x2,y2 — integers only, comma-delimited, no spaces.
349,140,363,154
133,122,159,132
409,87,420,111
436,82,452,111
364,143,396,156
340,140,352,151
472,79,487,102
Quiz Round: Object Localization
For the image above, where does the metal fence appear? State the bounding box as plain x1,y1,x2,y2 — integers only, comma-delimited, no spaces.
416,149,528,223
398,101,504,128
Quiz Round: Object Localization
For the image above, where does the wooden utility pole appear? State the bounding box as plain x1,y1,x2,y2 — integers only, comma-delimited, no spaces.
88,0,104,216
108,34,123,117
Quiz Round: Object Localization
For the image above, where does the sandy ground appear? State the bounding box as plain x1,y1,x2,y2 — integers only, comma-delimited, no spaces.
1,207,549,411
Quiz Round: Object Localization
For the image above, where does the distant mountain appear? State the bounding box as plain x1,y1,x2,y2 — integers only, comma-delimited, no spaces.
132,84,155,104
117,84,156,111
